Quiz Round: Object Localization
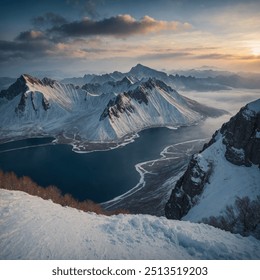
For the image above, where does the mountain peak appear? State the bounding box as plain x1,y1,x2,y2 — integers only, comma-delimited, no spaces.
20,74,57,88
21,74,42,86
246,98,260,113
129,64,168,81
135,63,147,68
129,63,152,73
0,75,29,100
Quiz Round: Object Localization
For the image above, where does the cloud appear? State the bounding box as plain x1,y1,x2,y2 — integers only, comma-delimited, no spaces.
135,47,226,61
196,53,260,61
0,40,48,52
32,12,68,28
196,53,234,60
0,39,57,62
16,30,46,41
48,14,192,38
138,51,192,60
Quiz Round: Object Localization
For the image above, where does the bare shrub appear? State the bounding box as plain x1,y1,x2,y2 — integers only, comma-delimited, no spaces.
0,170,129,216
201,196,260,240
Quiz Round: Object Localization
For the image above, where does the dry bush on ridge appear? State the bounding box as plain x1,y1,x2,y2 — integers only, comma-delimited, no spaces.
0,170,129,216
201,196,260,240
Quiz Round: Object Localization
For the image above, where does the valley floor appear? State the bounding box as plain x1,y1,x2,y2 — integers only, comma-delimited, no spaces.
102,138,206,215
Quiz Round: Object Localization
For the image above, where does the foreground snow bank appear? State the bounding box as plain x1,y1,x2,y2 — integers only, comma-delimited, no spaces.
0,189,259,260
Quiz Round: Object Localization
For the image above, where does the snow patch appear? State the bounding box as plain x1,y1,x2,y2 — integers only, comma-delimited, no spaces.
242,108,256,120
247,98,260,113
194,153,210,173
230,147,245,159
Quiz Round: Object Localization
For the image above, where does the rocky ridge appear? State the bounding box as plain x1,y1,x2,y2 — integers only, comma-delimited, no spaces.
165,99,260,220
221,101,260,166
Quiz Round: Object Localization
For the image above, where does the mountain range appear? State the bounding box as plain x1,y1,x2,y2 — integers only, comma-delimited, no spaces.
170,68,260,88
61,64,260,91
0,68,226,149
2,64,260,93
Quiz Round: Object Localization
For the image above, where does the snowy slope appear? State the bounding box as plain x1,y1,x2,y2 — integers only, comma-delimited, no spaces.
0,75,115,141
99,79,203,138
165,99,260,222
0,189,259,260
183,137,260,222
82,76,137,95
0,74,220,143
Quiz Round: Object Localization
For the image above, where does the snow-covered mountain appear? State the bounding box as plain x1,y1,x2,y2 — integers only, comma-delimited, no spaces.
62,64,260,91
82,76,136,95
62,64,162,85
129,63,169,81
165,99,260,223
1,189,259,259
0,74,225,146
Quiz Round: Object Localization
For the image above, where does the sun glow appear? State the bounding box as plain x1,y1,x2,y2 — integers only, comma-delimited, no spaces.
250,42,260,56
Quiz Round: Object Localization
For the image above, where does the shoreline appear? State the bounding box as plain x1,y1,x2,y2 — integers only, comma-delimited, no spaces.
0,135,208,216
102,138,209,216
0,123,186,154
0,123,208,216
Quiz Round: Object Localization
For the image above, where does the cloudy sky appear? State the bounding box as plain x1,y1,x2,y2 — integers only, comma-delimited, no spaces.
0,0,260,77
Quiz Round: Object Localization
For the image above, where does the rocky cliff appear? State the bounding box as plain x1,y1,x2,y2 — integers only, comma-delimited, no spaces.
221,102,260,166
165,99,260,220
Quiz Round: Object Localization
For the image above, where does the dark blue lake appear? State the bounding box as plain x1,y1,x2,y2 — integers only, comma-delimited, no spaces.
0,125,210,203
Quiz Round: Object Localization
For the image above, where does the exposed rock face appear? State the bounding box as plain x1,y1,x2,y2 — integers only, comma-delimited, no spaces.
0,74,53,115
165,154,212,219
99,78,175,121
119,76,132,85
99,93,135,121
82,76,133,96
0,75,28,100
15,91,51,115
82,83,102,93
22,74,42,86
15,92,27,113
165,99,260,220
42,96,50,111
128,86,149,105
145,78,173,93
0,74,57,101
220,103,260,166
42,77,56,88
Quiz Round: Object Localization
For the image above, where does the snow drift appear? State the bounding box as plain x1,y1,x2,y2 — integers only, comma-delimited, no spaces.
0,189,259,260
